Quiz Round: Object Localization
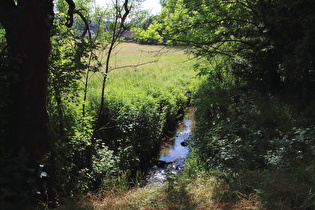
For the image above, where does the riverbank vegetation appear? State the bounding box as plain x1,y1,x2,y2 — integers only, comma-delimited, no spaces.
133,0,315,209
1,0,315,209
0,0,200,206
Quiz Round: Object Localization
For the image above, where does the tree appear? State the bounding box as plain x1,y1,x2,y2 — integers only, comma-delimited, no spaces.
0,0,94,206
151,0,315,102
0,0,53,158
0,0,55,206
260,0,315,103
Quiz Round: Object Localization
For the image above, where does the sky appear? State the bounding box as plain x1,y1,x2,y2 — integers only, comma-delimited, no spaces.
94,0,162,15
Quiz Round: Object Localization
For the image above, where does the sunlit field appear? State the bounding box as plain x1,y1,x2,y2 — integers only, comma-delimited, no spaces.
86,43,200,116
108,42,189,68
91,42,195,89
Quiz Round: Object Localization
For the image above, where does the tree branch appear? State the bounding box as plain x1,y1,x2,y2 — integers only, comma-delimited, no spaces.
120,0,130,29
65,0,91,39
172,37,258,48
73,10,91,38
65,0,75,27
109,59,161,71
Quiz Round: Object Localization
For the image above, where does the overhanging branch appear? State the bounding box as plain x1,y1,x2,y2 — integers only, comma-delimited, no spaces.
65,0,91,39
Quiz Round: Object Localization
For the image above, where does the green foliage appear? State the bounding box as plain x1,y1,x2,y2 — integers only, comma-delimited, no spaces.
54,137,119,198
146,0,315,101
132,23,163,44
186,76,315,209
49,22,101,136
88,52,198,171
191,76,314,171
47,0,114,199
132,10,157,30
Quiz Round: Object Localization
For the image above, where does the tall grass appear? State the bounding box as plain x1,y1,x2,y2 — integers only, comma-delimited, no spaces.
87,43,196,113
85,43,200,172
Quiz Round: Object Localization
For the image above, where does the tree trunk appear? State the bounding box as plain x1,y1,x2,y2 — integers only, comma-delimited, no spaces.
3,0,53,165
0,0,54,205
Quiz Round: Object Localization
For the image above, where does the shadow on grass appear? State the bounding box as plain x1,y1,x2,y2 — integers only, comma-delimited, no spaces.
164,182,198,209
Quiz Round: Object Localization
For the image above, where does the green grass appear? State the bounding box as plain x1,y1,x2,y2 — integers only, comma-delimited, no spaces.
90,43,196,91
86,42,200,127
82,42,202,173
57,43,315,210
86,43,198,114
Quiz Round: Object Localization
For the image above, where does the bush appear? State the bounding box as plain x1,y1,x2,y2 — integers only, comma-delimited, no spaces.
191,77,313,171
92,83,192,171
188,76,315,209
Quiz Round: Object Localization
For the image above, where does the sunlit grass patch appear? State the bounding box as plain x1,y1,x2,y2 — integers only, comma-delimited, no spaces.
86,42,198,110
96,42,190,70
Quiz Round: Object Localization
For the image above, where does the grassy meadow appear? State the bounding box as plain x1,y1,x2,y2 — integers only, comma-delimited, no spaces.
88,43,197,98
86,43,200,134
83,42,202,174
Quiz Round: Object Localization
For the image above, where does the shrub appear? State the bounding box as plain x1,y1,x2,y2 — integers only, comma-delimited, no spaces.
191,77,312,171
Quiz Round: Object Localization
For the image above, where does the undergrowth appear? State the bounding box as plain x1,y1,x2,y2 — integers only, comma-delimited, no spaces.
56,43,315,209
188,75,315,209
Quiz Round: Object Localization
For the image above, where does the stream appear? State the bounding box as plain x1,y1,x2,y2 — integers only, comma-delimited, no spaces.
146,118,193,185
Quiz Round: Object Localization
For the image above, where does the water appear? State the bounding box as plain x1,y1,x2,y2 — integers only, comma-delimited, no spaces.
159,119,191,162
146,119,192,185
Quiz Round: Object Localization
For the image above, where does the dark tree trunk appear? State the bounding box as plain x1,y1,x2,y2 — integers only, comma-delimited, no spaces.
301,68,309,106
0,0,55,206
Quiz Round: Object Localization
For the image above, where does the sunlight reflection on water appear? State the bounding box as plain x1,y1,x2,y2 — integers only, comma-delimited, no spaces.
159,119,191,162
147,119,192,185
